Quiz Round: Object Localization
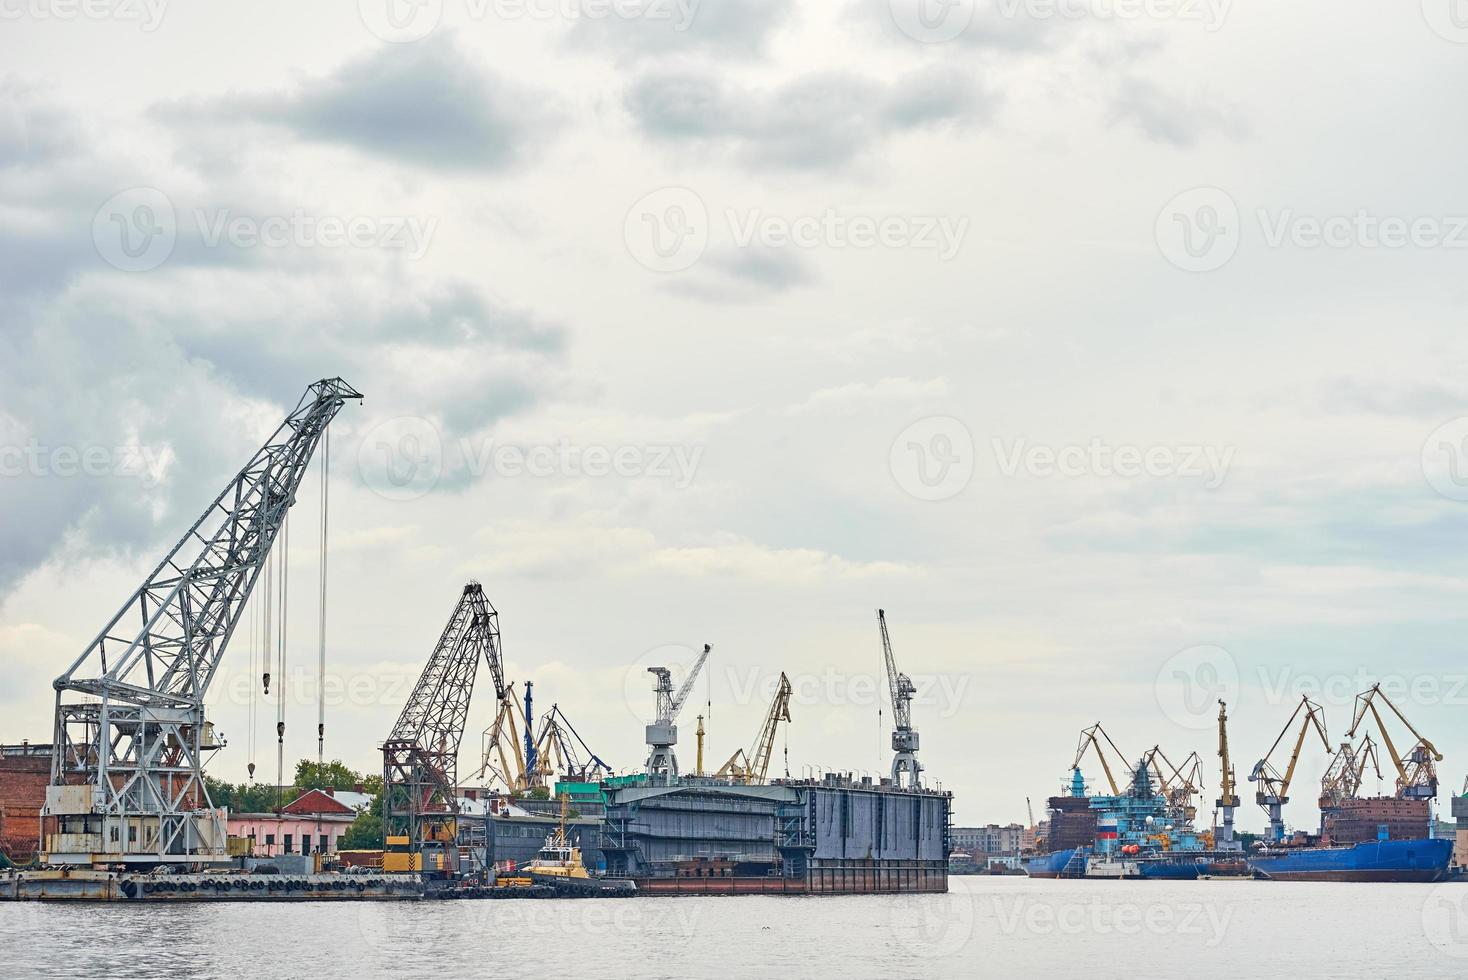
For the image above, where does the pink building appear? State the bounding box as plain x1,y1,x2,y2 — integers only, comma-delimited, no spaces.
227,788,371,858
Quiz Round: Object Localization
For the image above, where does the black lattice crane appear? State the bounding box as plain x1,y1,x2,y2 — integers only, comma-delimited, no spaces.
44,379,360,868
382,582,498,876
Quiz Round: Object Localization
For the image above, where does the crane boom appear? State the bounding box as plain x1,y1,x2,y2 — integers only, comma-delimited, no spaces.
382,582,498,872
878,610,921,788
1346,684,1441,800
44,378,360,867
717,672,793,783
1073,723,1127,796
1251,695,1330,842
644,644,712,783
1216,700,1240,849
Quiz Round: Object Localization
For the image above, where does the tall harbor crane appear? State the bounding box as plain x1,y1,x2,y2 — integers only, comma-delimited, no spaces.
527,704,613,787
381,582,498,875
1319,735,1383,811
716,672,793,784
1143,746,1204,825
878,610,921,789
1251,695,1330,843
43,379,360,867
644,644,712,783
1346,683,1442,801
1073,723,1129,796
1216,700,1241,848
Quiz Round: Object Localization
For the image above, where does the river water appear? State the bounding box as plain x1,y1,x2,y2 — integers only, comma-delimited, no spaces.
3,876,1467,978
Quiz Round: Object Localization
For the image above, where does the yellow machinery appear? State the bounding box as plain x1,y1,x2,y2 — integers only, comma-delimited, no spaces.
1073,723,1129,796
1215,700,1241,847
715,673,793,783
521,795,590,881
1250,695,1330,842
1346,683,1442,801
1142,746,1204,825
1320,734,1383,809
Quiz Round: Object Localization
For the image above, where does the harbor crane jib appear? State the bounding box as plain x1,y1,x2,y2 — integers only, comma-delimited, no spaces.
1216,700,1241,849
644,643,712,783
43,378,360,868
716,672,793,784
1073,723,1129,797
1251,695,1330,843
878,609,921,789
1346,683,1442,801
381,582,497,877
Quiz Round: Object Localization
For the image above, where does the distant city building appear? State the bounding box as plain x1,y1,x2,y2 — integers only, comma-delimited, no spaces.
951,823,1025,857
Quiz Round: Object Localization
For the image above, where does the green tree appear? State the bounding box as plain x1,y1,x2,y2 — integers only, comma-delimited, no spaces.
339,795,385,850
294,758,363,792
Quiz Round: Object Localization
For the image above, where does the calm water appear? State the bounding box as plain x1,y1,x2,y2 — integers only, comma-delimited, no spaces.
3,876,1467,978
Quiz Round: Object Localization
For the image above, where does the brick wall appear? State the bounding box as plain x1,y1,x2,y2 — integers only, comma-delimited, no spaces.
0,747,51,863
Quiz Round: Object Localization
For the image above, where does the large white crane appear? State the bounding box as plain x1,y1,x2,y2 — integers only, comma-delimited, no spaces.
44,379,360,867
644,643,711,783
878,610,921,789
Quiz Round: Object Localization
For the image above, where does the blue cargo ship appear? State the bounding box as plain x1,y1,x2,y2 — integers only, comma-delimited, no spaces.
1023,848,1085,878
1248,836,1453,882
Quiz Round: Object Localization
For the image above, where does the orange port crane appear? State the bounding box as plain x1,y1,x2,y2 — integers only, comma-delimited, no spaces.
716,673,793,783
1319,734,1383,810
1345,683,1442,801
1073,723,1129,796
1250,695,1330,843
1216,701,1241,848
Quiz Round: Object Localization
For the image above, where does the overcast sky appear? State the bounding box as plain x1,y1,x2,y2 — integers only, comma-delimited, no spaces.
4,1,1468,833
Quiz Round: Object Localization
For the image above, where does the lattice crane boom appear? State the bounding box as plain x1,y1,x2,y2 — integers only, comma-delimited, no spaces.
1251,695,1330,842
1346,683,1442,801
716,672,793,783
44,378,361,867
878,609,921,788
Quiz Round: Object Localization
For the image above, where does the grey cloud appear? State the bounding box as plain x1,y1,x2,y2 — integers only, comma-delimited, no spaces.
627,66,991,171
0,79,78,169
566,0,792,62
1108,76,1245,148
668,246,815,302
158,34,559,172
850,0,1055,53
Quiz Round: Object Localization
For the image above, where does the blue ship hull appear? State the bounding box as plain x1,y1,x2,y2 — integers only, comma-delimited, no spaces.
1137,855,1205,880
1023,848,1082,878
1248,837,1453,882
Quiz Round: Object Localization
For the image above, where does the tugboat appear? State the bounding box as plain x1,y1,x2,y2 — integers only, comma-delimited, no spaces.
522,796,635,896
